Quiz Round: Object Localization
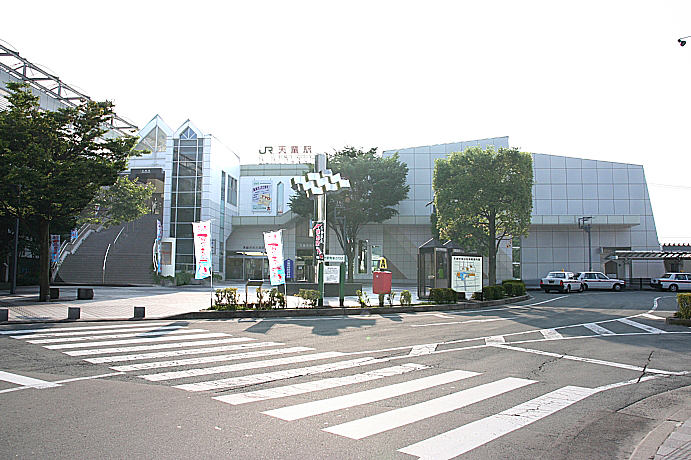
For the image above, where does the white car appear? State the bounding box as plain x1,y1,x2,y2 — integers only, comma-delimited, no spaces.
576,272,626,291
650,273,691,292
540,271,583,293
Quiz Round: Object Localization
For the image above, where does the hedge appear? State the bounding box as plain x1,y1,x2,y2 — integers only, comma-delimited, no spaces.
502,280,526,297
429,288,458,304
482,285,505,301
677,293,691,319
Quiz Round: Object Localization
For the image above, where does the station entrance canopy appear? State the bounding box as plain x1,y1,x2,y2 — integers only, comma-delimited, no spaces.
605,250,691,262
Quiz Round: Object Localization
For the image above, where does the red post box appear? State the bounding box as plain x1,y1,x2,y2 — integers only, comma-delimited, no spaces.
373,270,392,294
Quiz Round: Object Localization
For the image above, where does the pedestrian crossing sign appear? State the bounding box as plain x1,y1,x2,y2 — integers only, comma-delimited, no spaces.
379,258,388,270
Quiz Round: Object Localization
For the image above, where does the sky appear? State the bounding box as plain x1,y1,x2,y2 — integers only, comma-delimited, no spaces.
3,1,691,243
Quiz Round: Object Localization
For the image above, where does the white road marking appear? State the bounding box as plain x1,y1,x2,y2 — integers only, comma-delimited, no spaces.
540,329,563,340
175,356,388,392
323,377,535,440
412,317,510,328
63,337,253,356
398,385,597,460
264,369,481,422
583,323,615,335
26,328,208,344
215,363,428,405
142,351,346,382
0,371,60,389
491,343,684,375
0,321,175,335
639,313,665,321
84,341,281,363
53,372,126,383
43,332,230,350
485,336,505,344
409,344,437,356
0,372,125,394
110,346,314,372
617,318,666,334
12,324,190,339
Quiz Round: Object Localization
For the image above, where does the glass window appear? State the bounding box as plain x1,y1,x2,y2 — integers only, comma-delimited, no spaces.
180,128,197,140
221,172,226,202
597,273,608,280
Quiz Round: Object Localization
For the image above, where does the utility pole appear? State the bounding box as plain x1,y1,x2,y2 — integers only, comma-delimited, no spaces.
579,216,593,271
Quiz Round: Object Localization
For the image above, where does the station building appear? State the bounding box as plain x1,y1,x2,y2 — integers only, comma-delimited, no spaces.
127,117,664,285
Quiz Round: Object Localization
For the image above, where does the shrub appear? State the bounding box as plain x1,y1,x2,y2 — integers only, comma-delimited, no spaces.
482,285,505,301
677,293,691,319
387,291,396,307
429,288,458,304
269,288,287,309
356,290,370,308
400,290,412,306
502,280,526,297
297,289,320,308
212,287,241,310
472,291,483,300
175,271,193,286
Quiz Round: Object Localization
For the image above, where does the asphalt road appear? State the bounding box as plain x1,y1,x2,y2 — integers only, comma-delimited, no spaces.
1,290,690,459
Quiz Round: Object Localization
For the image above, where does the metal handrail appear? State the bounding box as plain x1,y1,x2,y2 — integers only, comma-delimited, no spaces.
102,244,111,285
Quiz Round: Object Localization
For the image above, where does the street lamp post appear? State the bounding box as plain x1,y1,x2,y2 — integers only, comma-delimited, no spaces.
291,154,350,307
579,216,593,271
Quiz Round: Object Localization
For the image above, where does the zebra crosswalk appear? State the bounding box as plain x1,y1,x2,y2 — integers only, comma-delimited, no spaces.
0,317,672,459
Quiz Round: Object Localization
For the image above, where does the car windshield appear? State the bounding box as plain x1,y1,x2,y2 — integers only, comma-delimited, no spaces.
549,273,566,278
661,274,672,279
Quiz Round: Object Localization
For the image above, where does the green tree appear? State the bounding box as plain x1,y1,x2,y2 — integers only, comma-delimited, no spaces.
0,82,140,301
80,176,155,228
433,146,533,285
289,147,410,281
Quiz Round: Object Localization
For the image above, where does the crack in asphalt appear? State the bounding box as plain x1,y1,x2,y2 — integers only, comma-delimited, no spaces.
637,350,654,383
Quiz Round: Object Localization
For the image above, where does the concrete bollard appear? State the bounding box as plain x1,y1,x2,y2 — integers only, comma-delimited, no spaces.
77,288,94,300
50,287,60,299
0,309,8,322
134,307,145,318
68,307,81,320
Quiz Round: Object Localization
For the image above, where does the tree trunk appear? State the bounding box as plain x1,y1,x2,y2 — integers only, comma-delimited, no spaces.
488,214,497,286
38,217,51,302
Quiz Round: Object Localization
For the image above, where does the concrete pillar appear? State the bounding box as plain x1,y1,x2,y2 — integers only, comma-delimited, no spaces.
0,309,8,322
68,307,80,320
134,307,145,318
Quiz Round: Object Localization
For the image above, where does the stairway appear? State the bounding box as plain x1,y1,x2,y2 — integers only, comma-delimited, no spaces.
55,214,158,286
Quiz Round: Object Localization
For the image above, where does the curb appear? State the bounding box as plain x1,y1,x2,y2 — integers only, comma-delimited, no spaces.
162,295,531,320
666,317,691,326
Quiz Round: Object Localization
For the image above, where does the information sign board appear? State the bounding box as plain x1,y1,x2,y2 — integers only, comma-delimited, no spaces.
451,255,483,300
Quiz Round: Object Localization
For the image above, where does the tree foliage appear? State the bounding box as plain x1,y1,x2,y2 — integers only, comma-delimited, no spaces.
80,176,154,228
433,146,533,285
289,147,410,281
0,82,141,300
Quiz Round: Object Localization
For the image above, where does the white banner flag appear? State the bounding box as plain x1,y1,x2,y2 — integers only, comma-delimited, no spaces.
193,221,212,279
264,230,285,286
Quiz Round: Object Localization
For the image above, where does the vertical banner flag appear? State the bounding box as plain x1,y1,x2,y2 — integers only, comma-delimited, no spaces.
264,230,285,285
71,229,78,241
156,220,163,274
313,221,325,261
192,221,212,279
50,234,60,263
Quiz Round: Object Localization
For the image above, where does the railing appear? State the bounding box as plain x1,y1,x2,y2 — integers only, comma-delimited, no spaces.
51,223,100,281
623,278,655,290
102,225,126,284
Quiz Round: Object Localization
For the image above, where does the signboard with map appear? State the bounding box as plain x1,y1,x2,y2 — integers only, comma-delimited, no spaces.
451,255,483,300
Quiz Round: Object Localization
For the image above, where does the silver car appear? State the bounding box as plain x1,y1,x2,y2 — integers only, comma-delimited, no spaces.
576,272,626,291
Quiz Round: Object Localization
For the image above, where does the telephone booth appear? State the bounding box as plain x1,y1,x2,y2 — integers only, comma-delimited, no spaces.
417,238,449,299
